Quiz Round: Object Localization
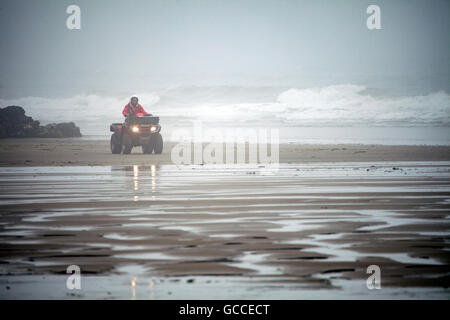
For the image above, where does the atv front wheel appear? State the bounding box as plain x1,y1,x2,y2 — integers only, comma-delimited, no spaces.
152,133,163,154
142,143,153,154
110,133,122,154
122,133,133,154
123,146,132,154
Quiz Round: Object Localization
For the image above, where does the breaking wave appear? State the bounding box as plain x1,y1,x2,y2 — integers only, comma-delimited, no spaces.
275,85,450,125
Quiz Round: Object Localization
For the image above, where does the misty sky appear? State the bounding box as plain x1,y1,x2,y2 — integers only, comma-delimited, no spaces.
0,0,449,97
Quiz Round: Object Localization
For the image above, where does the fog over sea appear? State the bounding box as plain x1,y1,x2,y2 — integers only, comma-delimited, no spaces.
1,74,449,145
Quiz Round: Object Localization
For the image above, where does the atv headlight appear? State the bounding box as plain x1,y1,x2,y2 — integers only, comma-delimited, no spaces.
150,126,157,132
131,126,140,133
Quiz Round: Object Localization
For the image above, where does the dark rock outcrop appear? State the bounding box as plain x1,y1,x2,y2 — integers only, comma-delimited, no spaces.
0,106,81,138
38,122,82,138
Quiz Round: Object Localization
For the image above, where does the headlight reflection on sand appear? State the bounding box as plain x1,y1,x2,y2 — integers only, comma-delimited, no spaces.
151,165,156,200
149,277,155,300
133,165,139,201
131,276,138,300
129,276,156,300
129,165,158,201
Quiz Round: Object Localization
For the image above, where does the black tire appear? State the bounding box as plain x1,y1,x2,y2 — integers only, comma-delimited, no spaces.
122,133,133,154
123,145,132,154
142,142,153,154
152,133,163,154
110,133,122,154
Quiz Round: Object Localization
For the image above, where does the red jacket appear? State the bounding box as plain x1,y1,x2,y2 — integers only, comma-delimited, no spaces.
122,103,148,117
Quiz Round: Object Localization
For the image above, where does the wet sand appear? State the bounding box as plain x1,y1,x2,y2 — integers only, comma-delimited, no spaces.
0,163,449,299
0,138,450,166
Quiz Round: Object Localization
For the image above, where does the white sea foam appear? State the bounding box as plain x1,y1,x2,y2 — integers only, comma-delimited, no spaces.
276,85,450,125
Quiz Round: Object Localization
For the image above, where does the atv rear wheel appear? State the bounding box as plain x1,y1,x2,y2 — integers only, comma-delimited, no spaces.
152,133,163,154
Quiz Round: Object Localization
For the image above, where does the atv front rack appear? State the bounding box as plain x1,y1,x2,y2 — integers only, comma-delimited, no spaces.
127,115,160,125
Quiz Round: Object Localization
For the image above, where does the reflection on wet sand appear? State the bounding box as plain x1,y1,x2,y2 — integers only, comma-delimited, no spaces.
131,276,137,300
0,163,449,299
151,165,156,200
124,164,158,202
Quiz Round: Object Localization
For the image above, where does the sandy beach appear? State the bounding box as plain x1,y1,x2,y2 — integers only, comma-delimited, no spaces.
0,138,450,166
0,139,449,299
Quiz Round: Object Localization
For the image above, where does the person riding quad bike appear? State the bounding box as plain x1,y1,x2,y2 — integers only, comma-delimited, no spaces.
122,96,148,117
110,96,163,154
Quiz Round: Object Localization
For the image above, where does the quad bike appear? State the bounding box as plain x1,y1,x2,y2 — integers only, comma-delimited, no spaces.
110,114,163,154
